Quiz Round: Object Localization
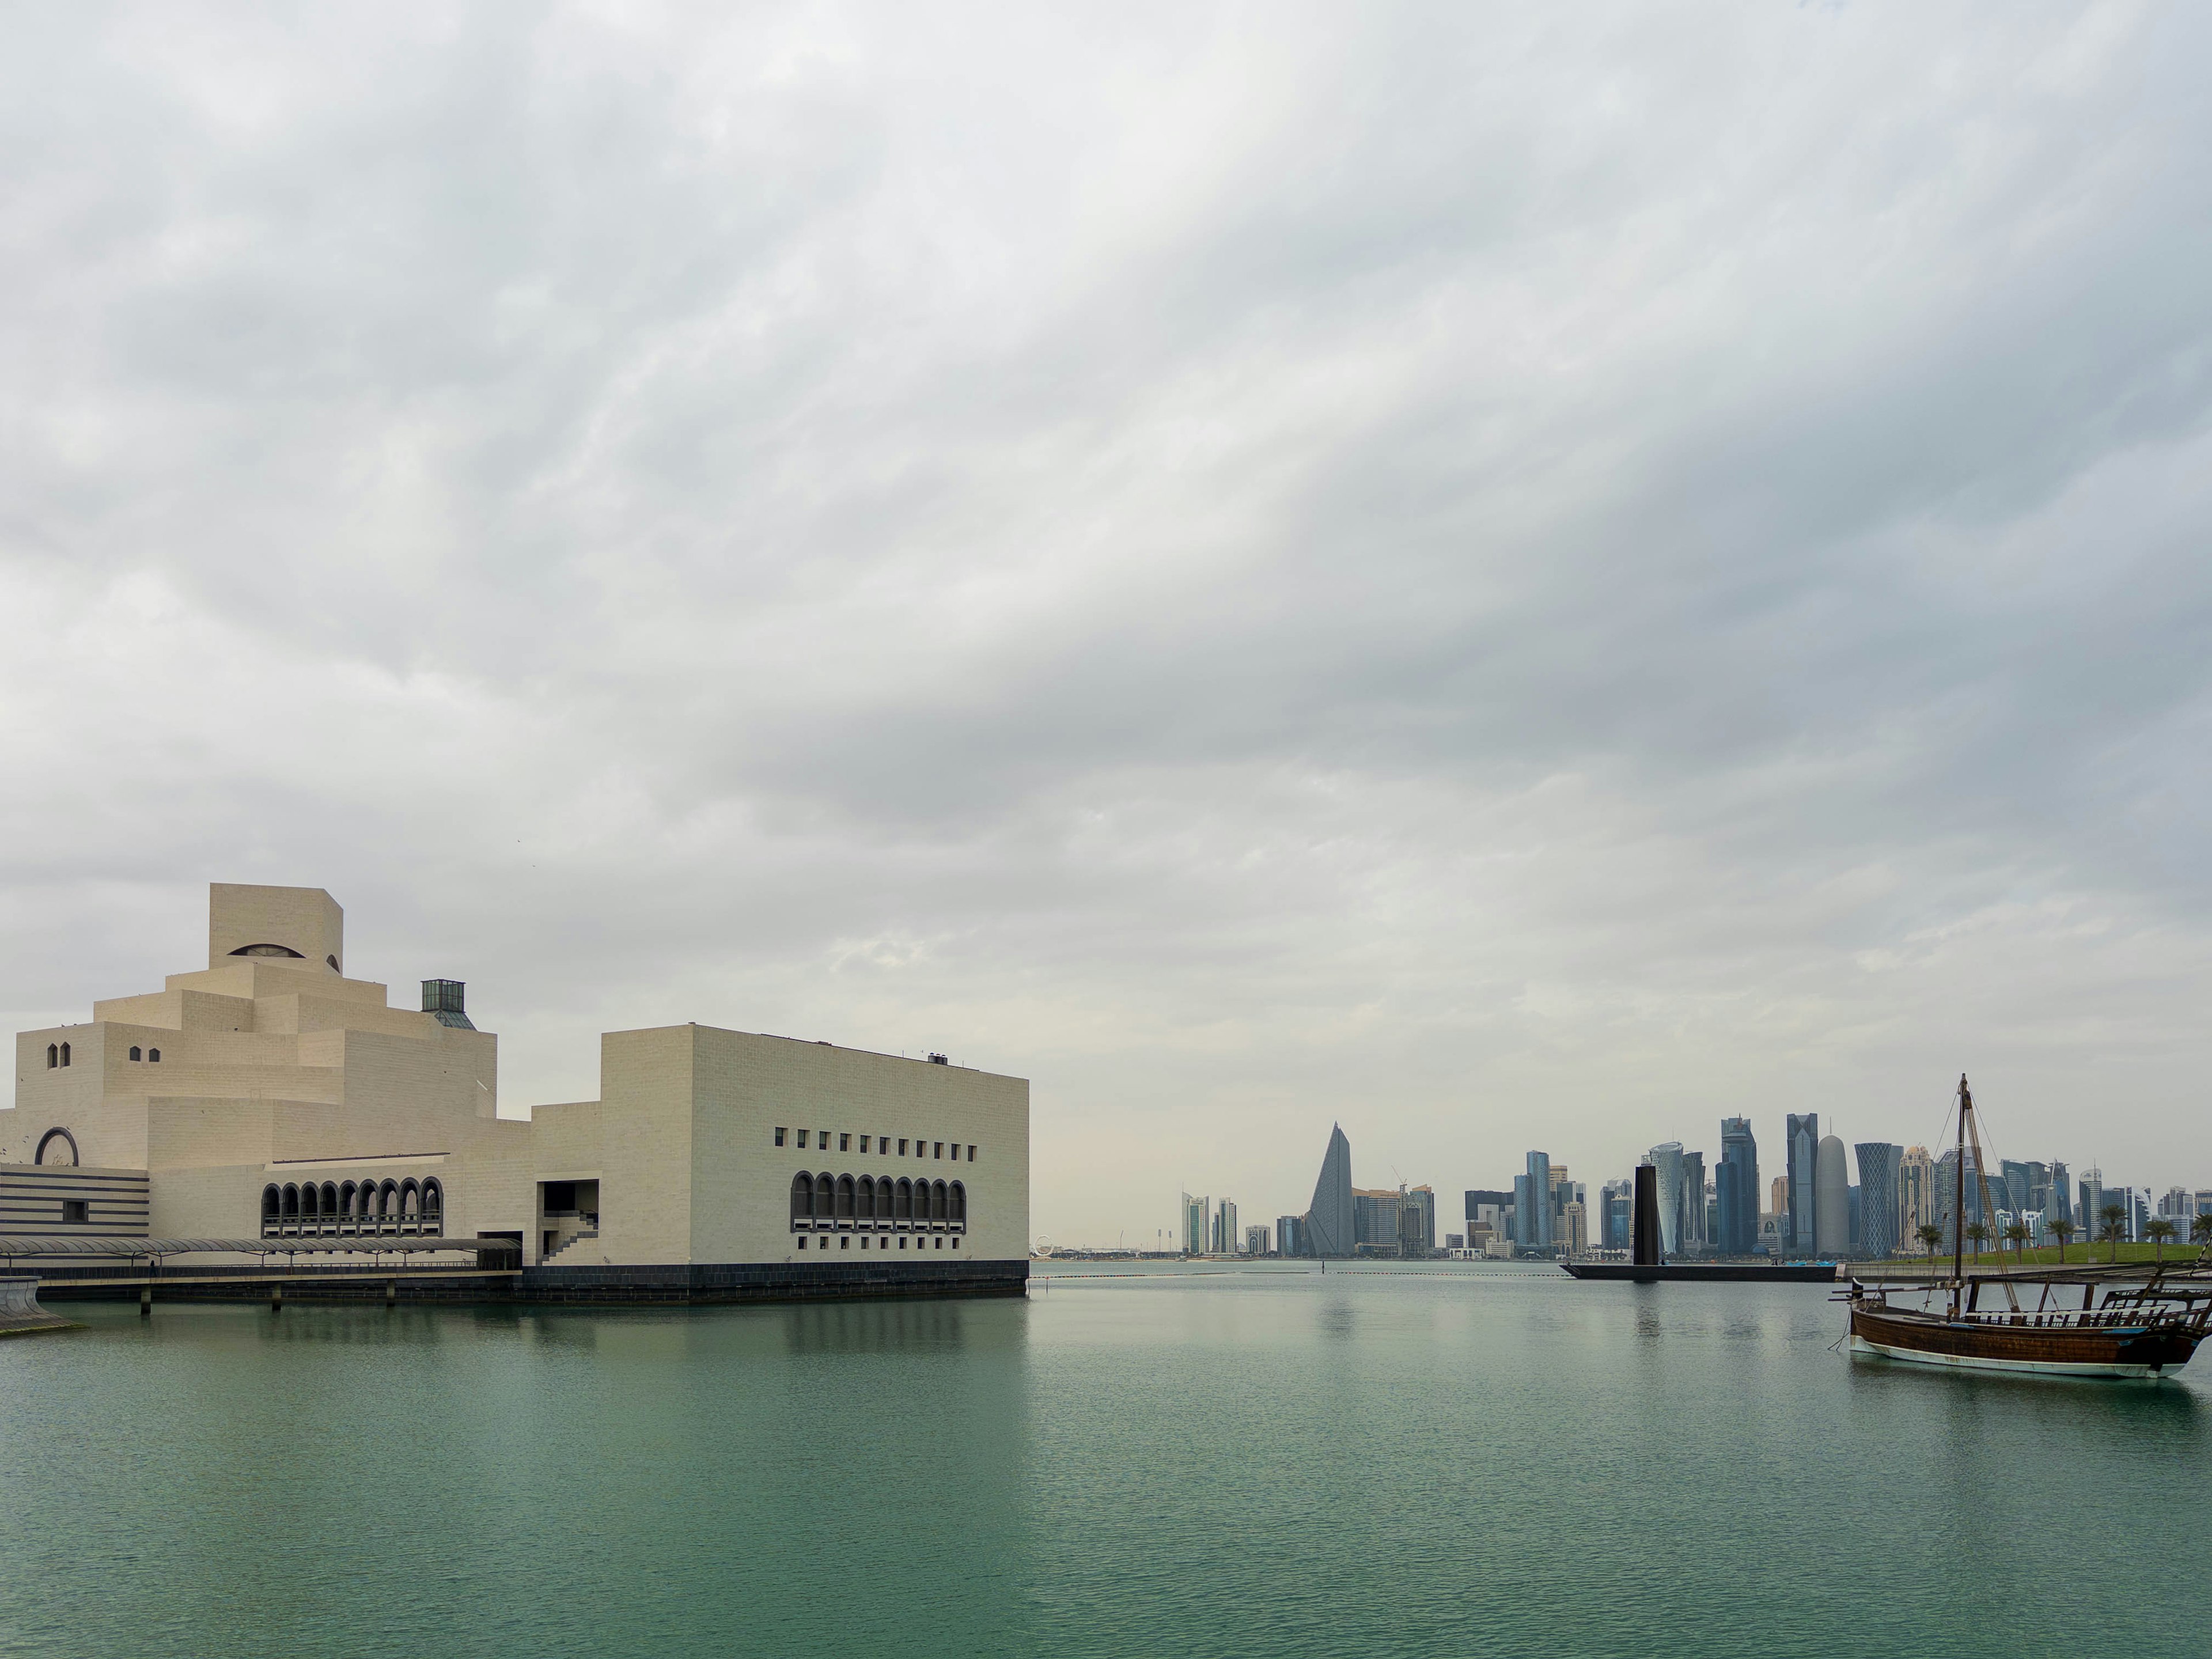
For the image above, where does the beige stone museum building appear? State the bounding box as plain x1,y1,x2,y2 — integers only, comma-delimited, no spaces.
5,884,1029,1301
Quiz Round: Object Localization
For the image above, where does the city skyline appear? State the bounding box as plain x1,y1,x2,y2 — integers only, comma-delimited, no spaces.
1162,1108,2209,1259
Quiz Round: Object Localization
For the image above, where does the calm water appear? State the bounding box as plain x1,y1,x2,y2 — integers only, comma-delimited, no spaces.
2,1264,2204,1658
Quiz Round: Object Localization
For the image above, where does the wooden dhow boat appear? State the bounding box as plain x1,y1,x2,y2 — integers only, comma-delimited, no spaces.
1840,1076,2212,1380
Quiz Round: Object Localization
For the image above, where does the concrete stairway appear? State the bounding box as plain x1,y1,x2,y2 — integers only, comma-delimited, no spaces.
542,1228,599,1264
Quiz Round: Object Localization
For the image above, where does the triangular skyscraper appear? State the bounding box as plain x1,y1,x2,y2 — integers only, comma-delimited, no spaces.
1303,1123,1354,1257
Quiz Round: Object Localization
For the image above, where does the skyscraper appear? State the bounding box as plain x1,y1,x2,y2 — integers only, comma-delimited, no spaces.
1181,1192,1209,1257
1679,1150,1707,1252
1305,1125,1355,1257
1785,1113,1819,1255
1647,1143,1685,1256
2078,1168,2105,1246
1599,1178,1634,1251
1464,1188,1510,1250
1213,1198,1239,1254
1815,1136,1849,1256
1516,1152,1554,1249
1718,1118,1759,1255
1400,1185,1437,1256
1854,1143,1903,1262
1275,1214,1304,1257
1898,1146,1937,1245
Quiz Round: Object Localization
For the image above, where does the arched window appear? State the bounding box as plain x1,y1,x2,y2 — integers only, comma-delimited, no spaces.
59,1043,70,1067
35,1127,78,1167
896,1178,914,1223
790,1172,813,1226
147,1048,161,1063
301,1184,319,1219
129,1046,142,1062
814,1173,834,1224
836,1175,855,1221
378,1180,399,1225
321,1182,338,1219
46,1044,56,1069
229,943,304,958
282,1183,300,1218
423,1180,443,1225
931,1180,948,1222
950,1181,967,1224
400,1179,421,1221
262,1184,280,1220
338,1181,357,1225
857,1177,876,1222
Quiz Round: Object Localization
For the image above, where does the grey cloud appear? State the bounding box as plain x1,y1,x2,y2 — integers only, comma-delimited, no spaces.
2,3,2209,1240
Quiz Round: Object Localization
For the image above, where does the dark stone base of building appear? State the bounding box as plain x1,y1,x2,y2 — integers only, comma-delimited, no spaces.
518,1258,1030,1305
32,1259,1030,1307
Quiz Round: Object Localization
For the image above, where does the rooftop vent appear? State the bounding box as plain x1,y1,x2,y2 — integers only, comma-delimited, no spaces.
421,979,476,1031
927,1052,949,1065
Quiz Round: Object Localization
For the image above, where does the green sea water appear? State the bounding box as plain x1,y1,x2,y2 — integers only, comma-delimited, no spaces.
1,1263,2203,1658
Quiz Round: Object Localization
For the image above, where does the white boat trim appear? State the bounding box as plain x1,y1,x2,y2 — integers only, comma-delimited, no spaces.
1849,1333,2166,1380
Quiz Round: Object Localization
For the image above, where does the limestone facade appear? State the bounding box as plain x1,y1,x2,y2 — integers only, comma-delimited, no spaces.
6,884,1029,1287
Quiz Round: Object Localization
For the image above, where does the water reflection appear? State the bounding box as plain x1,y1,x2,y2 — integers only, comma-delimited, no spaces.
778,1297,996,1356
1316,1300,1357,1340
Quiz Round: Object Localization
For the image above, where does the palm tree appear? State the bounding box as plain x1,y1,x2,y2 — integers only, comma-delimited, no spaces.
1916,1224,1943,1270
2002,1220,2031,1266
2049,1214,2076,1264
2193,1213,2212,1259
1964,1221,1990,1266
2099,1202,2127,1263
2146,1217,2175,1263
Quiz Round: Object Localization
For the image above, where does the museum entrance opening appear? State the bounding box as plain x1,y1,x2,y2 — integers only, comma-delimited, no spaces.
538,1179,600,1263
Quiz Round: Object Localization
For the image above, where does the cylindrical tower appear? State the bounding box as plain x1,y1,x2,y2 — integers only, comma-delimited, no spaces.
1815,1135,1849,1256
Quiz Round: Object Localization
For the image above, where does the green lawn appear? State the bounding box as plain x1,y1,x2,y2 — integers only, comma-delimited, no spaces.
1869,1242,2211,1271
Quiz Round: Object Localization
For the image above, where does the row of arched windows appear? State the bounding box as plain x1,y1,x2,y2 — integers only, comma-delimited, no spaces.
790,1172,967,1232
260,1177,444,1238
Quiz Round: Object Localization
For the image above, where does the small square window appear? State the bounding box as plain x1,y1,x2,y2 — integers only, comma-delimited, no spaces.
934,1142,943,1160
934,1237,943,1249
62,1199,87,1224
147,1048,160,1062
859,1135,870,1153
952,1238,960,1250
128,1046,142,1062
839,1235,850,1249
839,1132,850,1152
968,1145,977,1162
798,1236,806,1249
899,1236,907,1249
816,1127,828,1147
898,1138,908,1155
797,1128,809,1149
774,1126,787,1147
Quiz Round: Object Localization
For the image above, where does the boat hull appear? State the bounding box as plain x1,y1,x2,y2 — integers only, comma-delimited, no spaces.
1849,1305,2198,1380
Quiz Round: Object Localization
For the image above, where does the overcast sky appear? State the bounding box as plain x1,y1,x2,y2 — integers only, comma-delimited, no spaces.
3,4,2208,1244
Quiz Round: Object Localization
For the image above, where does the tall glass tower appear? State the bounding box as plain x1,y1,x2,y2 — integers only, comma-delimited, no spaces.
1785,1113,1820,1255
1647,1142,1685,1256
1854,1143,1902,1262
1514,1151,1554,1249
1718,1118,1758,1253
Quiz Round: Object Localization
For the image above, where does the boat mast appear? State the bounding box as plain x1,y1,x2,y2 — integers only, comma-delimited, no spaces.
1953,1074,1969,1287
